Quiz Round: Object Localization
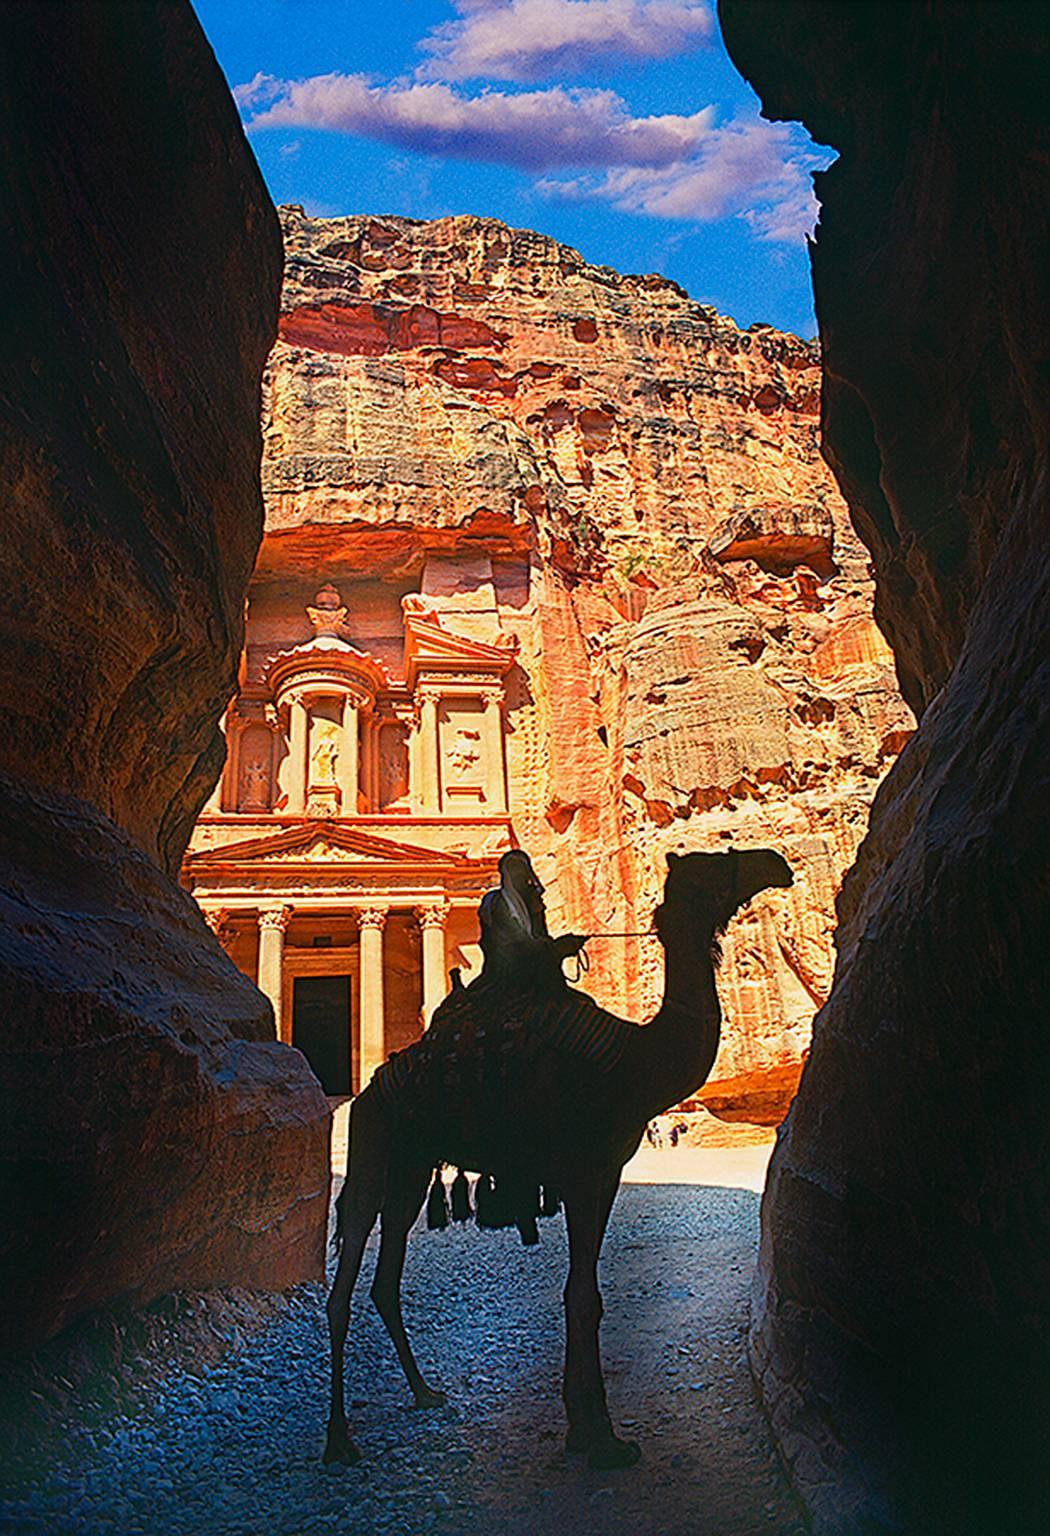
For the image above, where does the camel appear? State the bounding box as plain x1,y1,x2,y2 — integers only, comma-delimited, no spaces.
324,846,794,1469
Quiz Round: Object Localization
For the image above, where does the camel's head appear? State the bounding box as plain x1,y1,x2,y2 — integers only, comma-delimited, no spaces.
654,847,794,955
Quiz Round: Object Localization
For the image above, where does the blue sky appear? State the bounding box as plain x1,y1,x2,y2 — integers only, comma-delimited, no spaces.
194,0,832,337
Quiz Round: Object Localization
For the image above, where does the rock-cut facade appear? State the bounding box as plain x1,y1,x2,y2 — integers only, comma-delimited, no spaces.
183,209,912,1119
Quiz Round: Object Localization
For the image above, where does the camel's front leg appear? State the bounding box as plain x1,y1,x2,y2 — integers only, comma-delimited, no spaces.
562,1170,640,1469
324,1094,385,1465
371,1162,448,1408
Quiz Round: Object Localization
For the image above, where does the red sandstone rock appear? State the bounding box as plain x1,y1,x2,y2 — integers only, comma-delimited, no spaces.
721,2,1050,1531
261,209,912,1121
0,1,329,1351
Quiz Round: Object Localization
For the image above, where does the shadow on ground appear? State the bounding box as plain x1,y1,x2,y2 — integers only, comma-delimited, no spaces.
1,1184,805,1535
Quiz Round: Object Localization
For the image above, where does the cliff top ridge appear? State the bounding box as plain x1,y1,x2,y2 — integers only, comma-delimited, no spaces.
277,205,818,350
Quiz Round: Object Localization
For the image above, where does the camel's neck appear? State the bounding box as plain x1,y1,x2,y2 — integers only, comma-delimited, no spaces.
645,908,723,1114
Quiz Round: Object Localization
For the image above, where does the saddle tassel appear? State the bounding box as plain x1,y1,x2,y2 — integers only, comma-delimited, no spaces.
450,1168,472,1223
475,1173,497,1228
426,1167,449,1230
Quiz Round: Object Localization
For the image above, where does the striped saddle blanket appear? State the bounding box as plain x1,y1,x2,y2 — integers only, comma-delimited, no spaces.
372,978,636,1118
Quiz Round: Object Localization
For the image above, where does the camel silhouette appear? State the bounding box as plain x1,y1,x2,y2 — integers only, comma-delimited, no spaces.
324,846,794,1469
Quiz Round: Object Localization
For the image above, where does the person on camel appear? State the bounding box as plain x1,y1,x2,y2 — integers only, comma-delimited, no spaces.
477,849,587,996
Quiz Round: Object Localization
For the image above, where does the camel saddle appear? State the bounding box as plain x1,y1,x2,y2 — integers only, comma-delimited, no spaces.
372,976,636,1125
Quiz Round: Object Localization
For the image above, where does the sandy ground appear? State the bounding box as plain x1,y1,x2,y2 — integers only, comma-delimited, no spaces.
1,1126,803,1536
621,1140,774,1193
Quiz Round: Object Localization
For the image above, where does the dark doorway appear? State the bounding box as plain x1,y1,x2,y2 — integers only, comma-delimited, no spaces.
292,975,352,1094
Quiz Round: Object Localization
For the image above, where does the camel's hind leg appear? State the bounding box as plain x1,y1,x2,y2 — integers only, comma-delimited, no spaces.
324,1091,387,1466
371,1162,447,1408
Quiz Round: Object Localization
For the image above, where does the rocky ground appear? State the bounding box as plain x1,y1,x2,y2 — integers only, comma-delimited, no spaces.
1,1150,806,1536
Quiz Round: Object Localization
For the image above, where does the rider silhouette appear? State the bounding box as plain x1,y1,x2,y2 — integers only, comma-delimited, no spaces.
477,850,587,996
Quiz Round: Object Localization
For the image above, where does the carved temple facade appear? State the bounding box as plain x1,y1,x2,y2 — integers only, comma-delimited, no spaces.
183,568,521,1095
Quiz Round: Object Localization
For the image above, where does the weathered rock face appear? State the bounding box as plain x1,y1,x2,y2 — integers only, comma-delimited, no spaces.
262,208,911,1119
0,1,329,1350
720,2,1050,1531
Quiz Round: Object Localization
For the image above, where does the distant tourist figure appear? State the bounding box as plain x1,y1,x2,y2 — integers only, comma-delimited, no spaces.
477,849,587,996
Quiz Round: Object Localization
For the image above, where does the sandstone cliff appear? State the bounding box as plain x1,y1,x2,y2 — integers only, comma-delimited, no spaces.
721,2,1050,1532
0,1,329,1350
263,207,911,1118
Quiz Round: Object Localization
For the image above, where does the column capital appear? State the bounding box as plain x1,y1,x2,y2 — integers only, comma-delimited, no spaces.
416,900,451,931
479,685,504,707
356,907,388,931
417,685,443,706
202,906,235,947
258,904,292,933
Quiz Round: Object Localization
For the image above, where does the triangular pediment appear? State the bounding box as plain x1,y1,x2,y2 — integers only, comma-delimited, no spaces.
406,616,515,663
402,607,517,689
186,820,472,870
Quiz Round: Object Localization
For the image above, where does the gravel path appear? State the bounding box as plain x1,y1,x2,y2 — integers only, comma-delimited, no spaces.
1,1180,805,1536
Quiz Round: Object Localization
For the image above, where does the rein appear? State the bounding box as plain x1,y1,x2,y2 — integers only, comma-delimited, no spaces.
567,928,656,981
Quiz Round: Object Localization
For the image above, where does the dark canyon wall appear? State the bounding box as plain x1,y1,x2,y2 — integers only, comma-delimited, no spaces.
720,3,1050,1533
0,1,329,1350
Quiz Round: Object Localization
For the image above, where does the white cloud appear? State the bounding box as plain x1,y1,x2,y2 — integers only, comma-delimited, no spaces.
244,73,717,173
233,71,282,112
538,117,823,242
418,0,713,82
235,46,828,247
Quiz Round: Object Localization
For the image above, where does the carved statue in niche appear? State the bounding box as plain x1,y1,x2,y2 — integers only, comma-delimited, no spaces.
311,733,340,786
307,583,349,640
448,727,482,777
378,722,409,810
238,724,273,811
240,758,271,810
307,714,343,816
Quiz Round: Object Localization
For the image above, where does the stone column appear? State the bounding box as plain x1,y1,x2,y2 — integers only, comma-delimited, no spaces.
357,908,387,1088
417,690,440,812
358,715,371,811
407,710,420,812
367,717,380,812
480,687,507,812
203,906,234,952
287,697,309,814
257,905,291,1040
338,694,359,816
417,902,450,1026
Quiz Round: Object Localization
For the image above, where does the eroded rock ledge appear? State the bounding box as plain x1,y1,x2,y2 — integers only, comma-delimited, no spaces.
720,3,1050,1531
0,0,329,1350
